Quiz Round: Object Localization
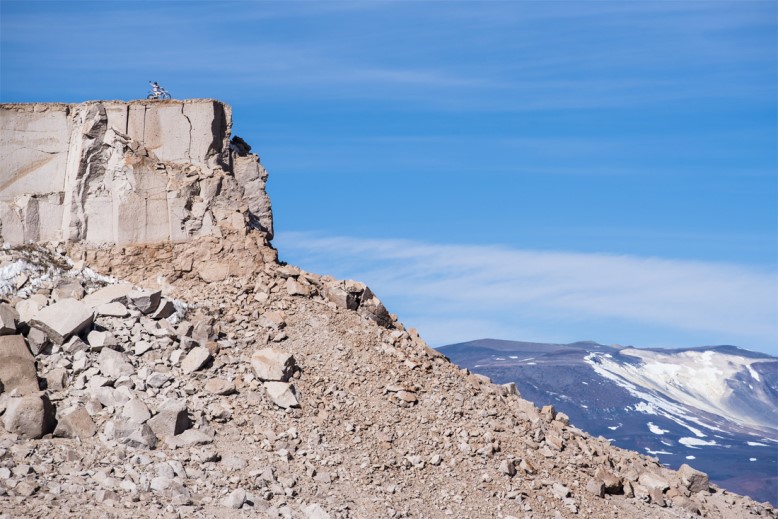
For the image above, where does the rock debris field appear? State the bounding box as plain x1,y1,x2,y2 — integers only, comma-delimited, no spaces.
0,241,774,519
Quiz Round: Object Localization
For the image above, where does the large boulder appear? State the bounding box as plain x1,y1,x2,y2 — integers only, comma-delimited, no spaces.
3,393,56,438
0,303,19,335
29,298,93,345
0,335,39,395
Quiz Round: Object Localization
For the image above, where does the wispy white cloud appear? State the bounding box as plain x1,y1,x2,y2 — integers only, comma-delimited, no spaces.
276,232,778,352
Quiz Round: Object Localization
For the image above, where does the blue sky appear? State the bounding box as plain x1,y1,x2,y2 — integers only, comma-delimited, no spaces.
2,1,776,353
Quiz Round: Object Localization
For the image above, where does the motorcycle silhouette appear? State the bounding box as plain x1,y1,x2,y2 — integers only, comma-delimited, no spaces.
147,81,171,100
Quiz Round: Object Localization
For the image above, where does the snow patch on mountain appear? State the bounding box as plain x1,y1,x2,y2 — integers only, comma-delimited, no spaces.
585,349,776,432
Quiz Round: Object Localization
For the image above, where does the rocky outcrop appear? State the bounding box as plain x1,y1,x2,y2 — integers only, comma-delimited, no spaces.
0,99,272,245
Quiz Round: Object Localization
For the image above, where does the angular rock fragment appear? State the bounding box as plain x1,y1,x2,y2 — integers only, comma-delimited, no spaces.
151,299,176,319
29,298,93,345
638,471,670,491
127,290,162,314
123,399,151,424
586,478,605,498
258,310,286,330
15,296,46,324
595,466,623,494
0,303,19,335
26,327,50,355
52,280,84,301
87,330,117,351
148,399,190,438
53,406,97,439
165,428,213,448
499,459,516,477
3,393,56,438
222,488,246,509
251,347,296,382
285,278,310,297
303,503,332,519
44,367,67,390
0,335,39,395
678,463,709,493
82,283,133,308
181,346,211,374
264,381,300,408
107,419,158,449
95,301,129,317
98,347,134,379
204,378,236,395
356,286,393,327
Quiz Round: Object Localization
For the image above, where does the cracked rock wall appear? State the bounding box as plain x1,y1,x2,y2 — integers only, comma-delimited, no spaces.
0,99,273,246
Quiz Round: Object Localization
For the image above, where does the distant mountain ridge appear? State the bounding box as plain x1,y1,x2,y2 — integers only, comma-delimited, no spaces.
439,339,778,505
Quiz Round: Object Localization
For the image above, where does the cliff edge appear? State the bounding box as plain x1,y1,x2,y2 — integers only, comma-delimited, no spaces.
0,100,272,245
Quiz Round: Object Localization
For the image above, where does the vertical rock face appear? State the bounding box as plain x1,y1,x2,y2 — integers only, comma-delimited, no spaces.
0,99,273,245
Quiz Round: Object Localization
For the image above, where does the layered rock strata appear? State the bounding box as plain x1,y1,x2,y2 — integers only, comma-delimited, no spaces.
0,99,272,245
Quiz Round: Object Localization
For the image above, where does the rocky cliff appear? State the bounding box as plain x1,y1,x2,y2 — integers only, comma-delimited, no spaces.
0,100,774,519
0,100,272,245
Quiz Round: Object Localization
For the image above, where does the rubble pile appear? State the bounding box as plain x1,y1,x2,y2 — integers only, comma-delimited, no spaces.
0,241,773,519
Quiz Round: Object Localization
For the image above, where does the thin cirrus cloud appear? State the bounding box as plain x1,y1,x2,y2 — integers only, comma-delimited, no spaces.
276,232,777,353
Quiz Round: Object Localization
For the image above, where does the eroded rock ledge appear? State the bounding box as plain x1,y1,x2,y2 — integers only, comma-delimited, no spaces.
0,99,272,246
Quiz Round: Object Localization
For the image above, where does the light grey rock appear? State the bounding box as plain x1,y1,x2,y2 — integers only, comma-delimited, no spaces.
53,406,96,439
87,330,117,351
26,327,50,355
146,371,171,388
257,311,285,330
285,278,310,297
204,378,236,395
264,381,300,409
3,393,56,438
82,283,133,308
95,302,129,317
1,100,264,246
165,428,213,449
91,386,130,407
181,346,211,374
44,367,67,390
303,504,331,519
0,304,19,335
108,419,158,449
52,280,84,301
98,347,134,378
251,348,296,382
499,459,516,477
638,472,670,491
222,488,246,509
678,463,709,493
30,298,93,345
123,399,151,424
15,296,46,323
127,290,161,314
552,483,570,499
147,399,190,438
0,335,39,395
134,340,153,356
586,478,605,498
